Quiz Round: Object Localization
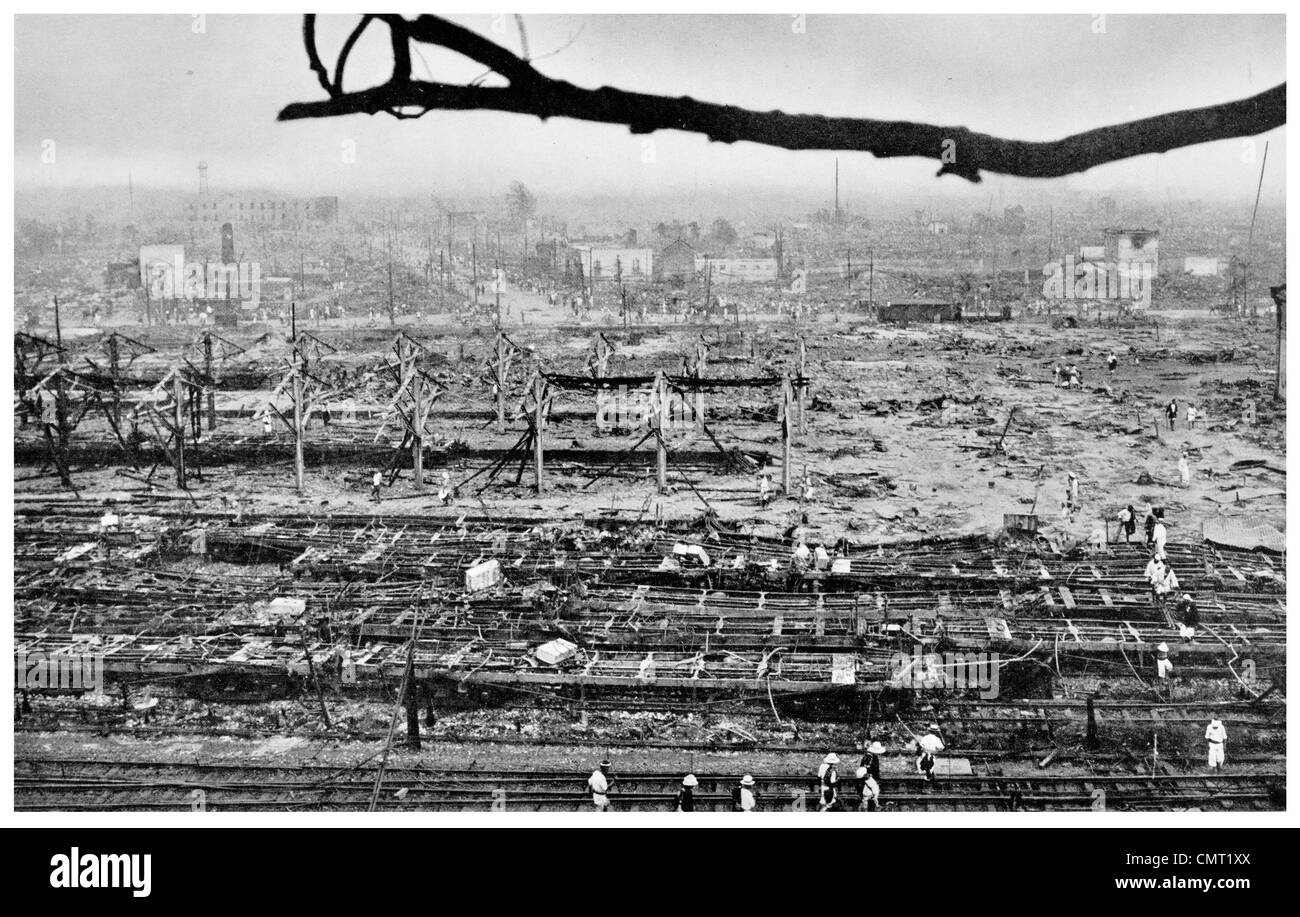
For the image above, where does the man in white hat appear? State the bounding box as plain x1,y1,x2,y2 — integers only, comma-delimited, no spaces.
1155,643,1175,700
861,741,885,785
588,759,613,812
1205,715,1228,772
817,753,841,811
675,773,698,812
855,767,881,811
1152,515,1168,557
917,724,944,782
732,774,758,812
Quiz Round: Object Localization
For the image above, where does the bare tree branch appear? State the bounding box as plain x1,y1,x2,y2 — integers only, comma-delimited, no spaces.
281,14,1286,183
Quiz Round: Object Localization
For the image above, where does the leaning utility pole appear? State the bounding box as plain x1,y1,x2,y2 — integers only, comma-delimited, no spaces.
1244,140,1270,318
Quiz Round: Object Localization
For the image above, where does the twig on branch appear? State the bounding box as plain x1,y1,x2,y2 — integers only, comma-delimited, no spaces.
281,14,1286,183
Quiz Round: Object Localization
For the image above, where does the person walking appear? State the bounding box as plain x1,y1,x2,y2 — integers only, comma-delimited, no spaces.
588,759,613,812
1205,716,1228,772
675,774,698,812
732,774,758,812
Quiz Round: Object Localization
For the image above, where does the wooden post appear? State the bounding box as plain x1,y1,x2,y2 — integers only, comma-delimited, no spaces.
292,368,305,493
655,370,667,494
107,334,121,433
782,376,793,495
173,372,187,488
472,242,478,304
404,649,421,750
694,341,706,432
203,333,217,431
410,349,424,492
496,332,507,433
533,375,545,494
797,337,807,436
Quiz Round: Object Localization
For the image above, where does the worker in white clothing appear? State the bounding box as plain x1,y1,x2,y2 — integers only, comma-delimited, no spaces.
588,759,613,811
758,471,772,508
1155,643,1175,700
732,774,758,812
1178,452,1191,488
917,724,944,783
1205,716,1228,772
817,753,841,811
98,505,122,559
1155,565,1179,618
1152,517,1168,557
1144,554,1165,596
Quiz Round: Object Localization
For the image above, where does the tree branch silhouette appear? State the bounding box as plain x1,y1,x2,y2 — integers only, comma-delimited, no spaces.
280,14,1286,183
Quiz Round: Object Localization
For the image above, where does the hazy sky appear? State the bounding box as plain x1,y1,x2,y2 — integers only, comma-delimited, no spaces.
14,13,1287,205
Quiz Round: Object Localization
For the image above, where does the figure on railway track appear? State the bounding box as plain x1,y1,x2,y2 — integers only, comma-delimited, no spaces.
588,759,613,812
371,469,383,504
917,724,944,783
1175,593,1199,635
1205,716,1228,772
856,768,881,811
817,753,841,811
860,741,886,810
1155,643,1176,700
675,774,698,812
1118,504,1137,543
732,774,758,812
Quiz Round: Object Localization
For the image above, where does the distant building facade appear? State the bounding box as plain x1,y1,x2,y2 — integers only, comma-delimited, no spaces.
655,239,697,285
185,194,339,228
879,299,962,323
695,256,779,284
1183,256,1226,277
1104,228,1159,273
570,245,653,284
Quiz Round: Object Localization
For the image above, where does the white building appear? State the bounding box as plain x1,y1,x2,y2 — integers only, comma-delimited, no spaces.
570,246,653,284
695,256,779,284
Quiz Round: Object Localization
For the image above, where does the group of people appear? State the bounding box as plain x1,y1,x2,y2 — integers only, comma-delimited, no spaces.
1052,362,1084,388
589,727,949,812
367,468,456,505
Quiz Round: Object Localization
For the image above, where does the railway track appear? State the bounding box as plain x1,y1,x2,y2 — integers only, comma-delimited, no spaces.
16,757,1284,812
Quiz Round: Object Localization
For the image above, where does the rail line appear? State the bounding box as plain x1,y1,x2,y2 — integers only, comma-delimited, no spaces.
15,757,1282,812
